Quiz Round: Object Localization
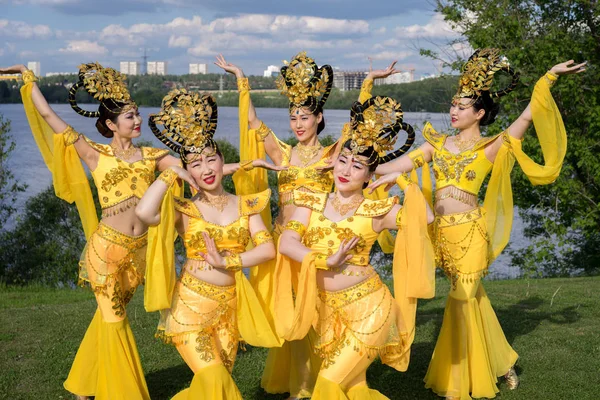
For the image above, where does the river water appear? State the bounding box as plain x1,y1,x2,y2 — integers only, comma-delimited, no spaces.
0,103,523,278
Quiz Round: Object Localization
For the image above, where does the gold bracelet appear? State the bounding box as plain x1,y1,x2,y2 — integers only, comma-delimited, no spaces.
22,69,38,84
61,125,81,146
396,173,412,190
157,168,179,186
314,253,329,270
255,122,271,142
225,253,243,270
285,220,306,236
544,71,558,87
237,77,250,92
252,230,273,246
239,160,254,171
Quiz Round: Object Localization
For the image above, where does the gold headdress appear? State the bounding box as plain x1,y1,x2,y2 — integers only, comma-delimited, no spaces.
454,48,520,106
68,62,136,118
277,51,333,112
346,96,415,164
149,88,218,163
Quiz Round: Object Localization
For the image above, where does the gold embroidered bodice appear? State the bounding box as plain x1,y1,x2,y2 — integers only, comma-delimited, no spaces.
276,138,336,204
85,137,169,210
294,191,398,266
423,123,500,196
174,190,270,260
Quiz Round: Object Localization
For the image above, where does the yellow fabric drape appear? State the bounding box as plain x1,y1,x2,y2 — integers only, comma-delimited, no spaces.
273,250,318,341
21,82,98,239
364,182,395,253
234,84,271,226
144,181,181,312
483,72,566,263
391,183,436,369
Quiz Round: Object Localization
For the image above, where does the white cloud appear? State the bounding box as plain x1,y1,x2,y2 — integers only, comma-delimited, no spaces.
58,40,108,56
345,50,414,61
0,19,52,39
168,35,191,48
394,13,459,39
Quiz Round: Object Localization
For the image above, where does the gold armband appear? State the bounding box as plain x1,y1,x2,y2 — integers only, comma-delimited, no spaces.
22,69,38,84
396,173,412,190
314,252,329,270
239,160,254,171
237,77,250,92
408,149,425,169
285,220,306,236
225,253,243,270
395,208,403,228
252,230,273,246
157,168,179,186
543,71,558,87
61,125,81,146
256,122,271,142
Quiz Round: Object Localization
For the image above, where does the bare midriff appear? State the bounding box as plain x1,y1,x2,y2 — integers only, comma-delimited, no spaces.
183,259,236,286
100,205,148,236
317,264,377,291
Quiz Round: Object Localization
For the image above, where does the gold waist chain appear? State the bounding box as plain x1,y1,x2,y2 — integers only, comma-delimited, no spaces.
435,186,478,207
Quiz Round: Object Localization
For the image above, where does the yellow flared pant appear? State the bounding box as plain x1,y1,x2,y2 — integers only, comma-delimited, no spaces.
425,209,518,400
63,224,149,399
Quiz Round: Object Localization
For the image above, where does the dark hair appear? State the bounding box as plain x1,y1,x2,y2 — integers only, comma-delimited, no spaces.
341,139,377,189
94,100,132,138
182,143,223,168
473,92,500,126
314,105,325,135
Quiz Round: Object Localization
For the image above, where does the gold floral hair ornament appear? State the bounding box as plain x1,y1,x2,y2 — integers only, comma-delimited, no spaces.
277,51,333,113
454,48,520,106
148,88,218,163
347,96,415,164
68,62,136,118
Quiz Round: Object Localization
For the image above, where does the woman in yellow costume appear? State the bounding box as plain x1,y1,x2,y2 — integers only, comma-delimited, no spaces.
0,63,256,399
277,95,436,399
369,50,586,400
215,53,403,399
135,88,283,399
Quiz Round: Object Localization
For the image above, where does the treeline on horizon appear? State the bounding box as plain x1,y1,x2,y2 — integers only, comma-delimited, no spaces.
0,73,457,112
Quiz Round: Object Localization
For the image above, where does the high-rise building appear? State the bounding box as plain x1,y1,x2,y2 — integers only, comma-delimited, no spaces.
333,71,368,91
147,61,168,76
263,65,279,77
45,72,75,77
374,70,415,85
189,63,208,74
120,61,140,75
27,62,41,77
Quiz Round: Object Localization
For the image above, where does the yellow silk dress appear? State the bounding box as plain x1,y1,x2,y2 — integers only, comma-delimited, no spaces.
233,77,394,398
407,72,567,400
20,80,173,399
274,187,435,399
145,186,282,399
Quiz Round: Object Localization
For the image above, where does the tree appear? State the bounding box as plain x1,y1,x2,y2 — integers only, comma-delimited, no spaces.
0,114,27,229
430,0,600,276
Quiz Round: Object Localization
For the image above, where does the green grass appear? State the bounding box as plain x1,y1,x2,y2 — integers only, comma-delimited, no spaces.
1,277,599,399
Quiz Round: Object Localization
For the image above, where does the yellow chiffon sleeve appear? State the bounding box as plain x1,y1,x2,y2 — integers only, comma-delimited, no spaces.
359,78,373,103
144,180,182,312
233,78,272,227
483,72,566,263
391,183,436,367
273,249,318,341
235,269,283,347
21,82,98,239
363,182,395,253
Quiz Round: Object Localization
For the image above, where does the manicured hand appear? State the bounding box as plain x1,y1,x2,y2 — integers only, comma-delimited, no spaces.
170,166,199,191
366,60,399,80
0,64,27,74
550,60,587,76
196,232,226,269
327,237,360,268
214,54,245,79
253,159,288,171
367,172,402,193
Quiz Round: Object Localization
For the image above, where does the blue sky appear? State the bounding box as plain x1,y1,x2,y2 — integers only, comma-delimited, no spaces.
0,0,469,77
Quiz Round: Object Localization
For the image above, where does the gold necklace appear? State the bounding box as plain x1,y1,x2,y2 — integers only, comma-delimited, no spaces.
331,193,364,215
454,134,480,152
110,142,138,160
199,193,229,212
295,142,322,166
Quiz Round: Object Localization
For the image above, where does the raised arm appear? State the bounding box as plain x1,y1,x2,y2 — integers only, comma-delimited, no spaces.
0,64,100,167
214,54,284,165
135,167,198,226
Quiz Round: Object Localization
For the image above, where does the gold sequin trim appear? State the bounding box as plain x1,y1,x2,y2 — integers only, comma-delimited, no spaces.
157,168,178,186
251,230,273,247
285,219,307,237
